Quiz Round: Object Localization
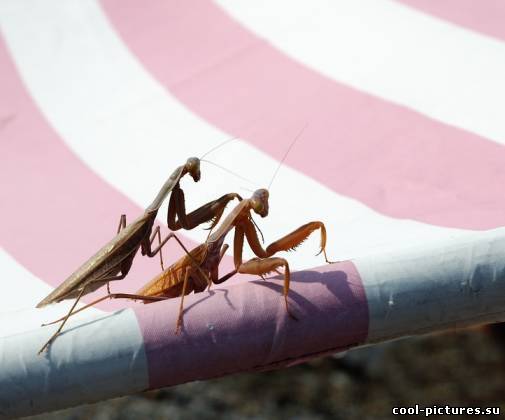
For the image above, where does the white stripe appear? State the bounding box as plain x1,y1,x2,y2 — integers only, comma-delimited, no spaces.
0,0,467,277
216,0,505,144
0,249,103,338
355,227,505,342
0,249,54,314
0,308,148,417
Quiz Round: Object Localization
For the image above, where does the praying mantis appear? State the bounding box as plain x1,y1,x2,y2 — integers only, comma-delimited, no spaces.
45,124,334,333
37,151,244,354
46,187,333,332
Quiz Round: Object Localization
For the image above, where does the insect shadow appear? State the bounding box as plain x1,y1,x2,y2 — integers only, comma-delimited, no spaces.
251,268,358,318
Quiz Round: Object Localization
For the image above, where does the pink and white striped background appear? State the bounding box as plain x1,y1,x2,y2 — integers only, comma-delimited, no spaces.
1,0,505,402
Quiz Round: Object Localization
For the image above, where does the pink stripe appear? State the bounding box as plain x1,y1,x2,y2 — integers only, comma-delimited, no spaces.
134,261,368,389
0,38,236,310
398,0,505,42
102,0,505,230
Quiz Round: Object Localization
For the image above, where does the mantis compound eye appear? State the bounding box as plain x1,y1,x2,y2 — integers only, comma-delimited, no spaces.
251,189,269,217
252,199,268,218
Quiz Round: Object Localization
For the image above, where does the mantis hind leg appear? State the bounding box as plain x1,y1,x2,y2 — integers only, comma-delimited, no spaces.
205,243,229,291
38,286,88,355
146,233,210,286
105,214,128,293
105,252,134,295
237,257,297,320
149,225,165,271
42,293,168,326
39,271,129,354
175,266,192,334
38,271,130,354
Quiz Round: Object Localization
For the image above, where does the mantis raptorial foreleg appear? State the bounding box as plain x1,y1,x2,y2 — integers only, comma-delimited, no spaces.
204,207,226,240
216,219,334,318
167,187,241,233
244,220,334,264
265,221,334,264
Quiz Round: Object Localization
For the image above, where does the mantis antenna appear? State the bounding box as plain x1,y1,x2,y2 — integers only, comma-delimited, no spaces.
201,110,273,160
200,135,239,159
201,159,256,185
200,112,274,183
200,133,258,185
268,123,308,190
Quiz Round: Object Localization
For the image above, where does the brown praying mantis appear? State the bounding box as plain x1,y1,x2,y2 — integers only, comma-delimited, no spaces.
37,146,247,354
46,124,334,333
46,188,333,333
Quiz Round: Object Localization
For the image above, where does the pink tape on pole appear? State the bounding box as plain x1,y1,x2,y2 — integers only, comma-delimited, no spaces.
134,261,368,389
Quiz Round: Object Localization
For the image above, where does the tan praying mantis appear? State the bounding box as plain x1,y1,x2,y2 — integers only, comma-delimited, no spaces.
37,141,248,354
46,124,335,333
55,189,333,331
